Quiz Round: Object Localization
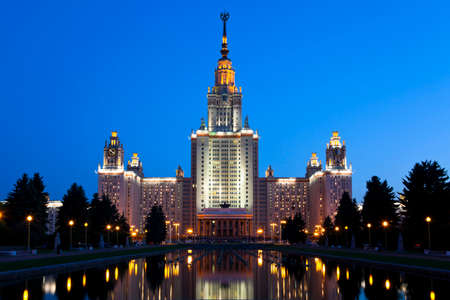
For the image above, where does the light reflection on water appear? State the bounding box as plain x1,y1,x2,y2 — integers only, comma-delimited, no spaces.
0,249,448,300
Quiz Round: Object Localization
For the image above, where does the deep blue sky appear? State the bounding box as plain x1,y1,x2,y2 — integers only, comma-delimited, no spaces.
1,0,450,203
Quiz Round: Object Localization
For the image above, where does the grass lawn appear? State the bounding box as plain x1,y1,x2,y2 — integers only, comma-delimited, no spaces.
0,245,185,272
269,244,450,271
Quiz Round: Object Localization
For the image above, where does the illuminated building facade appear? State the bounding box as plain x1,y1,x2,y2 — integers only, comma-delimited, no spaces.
97,14,352,237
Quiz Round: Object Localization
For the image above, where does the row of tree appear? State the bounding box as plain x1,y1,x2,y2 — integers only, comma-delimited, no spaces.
0,173,168,248
321,160,450,250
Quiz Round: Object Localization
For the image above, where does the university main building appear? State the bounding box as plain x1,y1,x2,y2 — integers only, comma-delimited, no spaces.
97,14,352,239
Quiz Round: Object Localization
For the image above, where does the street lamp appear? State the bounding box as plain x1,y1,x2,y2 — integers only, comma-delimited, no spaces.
115,226,120,245
382,220,389,250
173,223,180,241
367,223,372,246
425,216,431,250
270,223,277,242
84,222,88,248
106,224,112,245
26,215,33,251
257,228,264,242
68,220,74,250
165,220,171,243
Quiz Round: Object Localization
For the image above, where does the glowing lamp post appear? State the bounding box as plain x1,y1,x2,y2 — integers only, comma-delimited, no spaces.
166,221,171,243
173,223,180,241
115,226,120,245
26,215,33,251
257,228,264,242
425,216,431,250
270,223,277,243
84,222,88,248
382,221,389,250
367,223,372,246
106,224,112,245
68,220,75,250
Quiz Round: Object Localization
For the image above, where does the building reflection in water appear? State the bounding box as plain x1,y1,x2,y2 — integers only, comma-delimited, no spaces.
0,249,449,299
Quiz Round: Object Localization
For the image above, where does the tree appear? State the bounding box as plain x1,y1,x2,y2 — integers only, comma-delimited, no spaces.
57,183,89,248
399,161,450,250
335,192,361,247
145,205,166,244
320,216,335,246
281,212,306,244
362,176,398,247
88,193,121,246
2,173,49,246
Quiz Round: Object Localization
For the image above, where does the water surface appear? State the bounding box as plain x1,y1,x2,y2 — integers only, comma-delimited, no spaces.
0,249,448,299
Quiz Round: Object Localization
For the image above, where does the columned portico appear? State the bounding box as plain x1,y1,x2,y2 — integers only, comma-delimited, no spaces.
197,208,252,239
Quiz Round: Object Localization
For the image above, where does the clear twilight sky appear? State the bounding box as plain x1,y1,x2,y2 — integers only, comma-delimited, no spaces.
1,0,449,203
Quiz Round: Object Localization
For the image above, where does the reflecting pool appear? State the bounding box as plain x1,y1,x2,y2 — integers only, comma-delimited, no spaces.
0,249,449,299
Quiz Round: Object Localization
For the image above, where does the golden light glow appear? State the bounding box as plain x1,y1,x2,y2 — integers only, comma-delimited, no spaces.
270,263,278,275
106,224,112,230
280,220,287,225
115,267,119,280
68,220,74,226
304,229,309,234
187,255,193,264
173,263,179,276
258,256,263,267
105,269,110,282
115,226,120,231
67,277,72,292
313,232,319,237
430,290,436,300
426,216,432,223
346,269,349,280
335,226,340,231
187,228,193,234
0,212,3,219
344,226,348,230
369,274,373,286
336,266,340,280
188,249,192,254
257,228,264,234
382,221,389,228
385,279,391,290
281,266,286,279
26,215,33,222
164,264,170,279
82,274,86,287
134,263,137,276
84,222,88,227
322,264,326,276
367,223,372,228
23,289,29,300
131,232,137,237
111,131,117,137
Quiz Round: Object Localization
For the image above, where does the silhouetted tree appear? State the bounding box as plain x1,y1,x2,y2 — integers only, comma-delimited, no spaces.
335,192,361,247
281,212,306,244
57,183,89,249
362,176,398,246
2,173,48,246
145,205,166,244
89,193,119,245
399,161,450,250
319,216,335,246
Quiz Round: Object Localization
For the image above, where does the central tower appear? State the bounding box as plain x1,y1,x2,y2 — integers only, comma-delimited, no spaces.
191,13,259,238
207,12,242,132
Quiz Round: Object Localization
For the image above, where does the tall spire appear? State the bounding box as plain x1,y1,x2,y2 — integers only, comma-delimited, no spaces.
220,12,230,58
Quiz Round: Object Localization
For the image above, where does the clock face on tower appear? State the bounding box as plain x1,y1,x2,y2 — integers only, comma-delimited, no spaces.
108,148,116,157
